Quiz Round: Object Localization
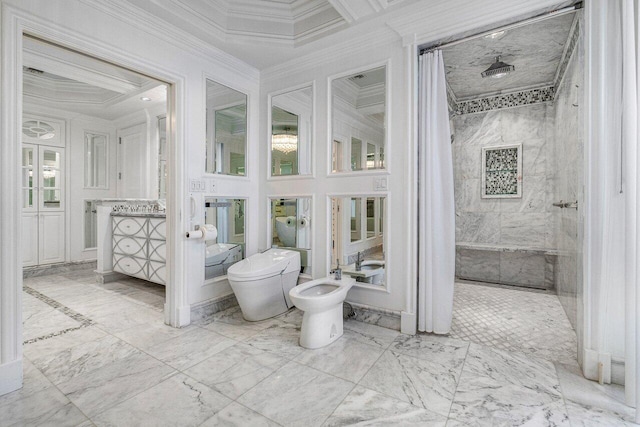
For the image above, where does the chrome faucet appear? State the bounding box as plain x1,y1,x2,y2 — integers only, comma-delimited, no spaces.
355,252,363,271
333,260,342,280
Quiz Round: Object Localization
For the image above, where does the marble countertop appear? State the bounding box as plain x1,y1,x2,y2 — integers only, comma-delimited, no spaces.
110,212,166,218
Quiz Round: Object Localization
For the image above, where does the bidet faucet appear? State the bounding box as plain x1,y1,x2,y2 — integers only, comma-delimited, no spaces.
333,260,342,280
355,252,363,271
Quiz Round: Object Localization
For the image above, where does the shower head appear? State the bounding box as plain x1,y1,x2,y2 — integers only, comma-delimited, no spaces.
481,56,515,79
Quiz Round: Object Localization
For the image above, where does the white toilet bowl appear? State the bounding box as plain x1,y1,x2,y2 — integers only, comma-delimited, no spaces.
288,277,355,349
227,249,300,321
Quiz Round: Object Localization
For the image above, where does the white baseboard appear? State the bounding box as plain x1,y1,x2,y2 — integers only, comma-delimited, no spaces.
0,359,23,396
401,311,417,335
583,348,612,384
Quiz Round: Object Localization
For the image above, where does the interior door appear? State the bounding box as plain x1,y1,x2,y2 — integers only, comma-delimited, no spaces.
38,146,65,264
21,145,66,266
117,123,148,198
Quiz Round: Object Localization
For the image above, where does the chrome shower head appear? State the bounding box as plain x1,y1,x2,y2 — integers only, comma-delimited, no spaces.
481,56,515,79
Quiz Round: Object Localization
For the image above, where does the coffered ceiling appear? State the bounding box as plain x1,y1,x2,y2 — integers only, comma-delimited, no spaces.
23,36,167,121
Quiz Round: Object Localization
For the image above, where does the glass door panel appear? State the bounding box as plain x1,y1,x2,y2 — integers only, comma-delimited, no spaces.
22,145,36,210
39,147,64,210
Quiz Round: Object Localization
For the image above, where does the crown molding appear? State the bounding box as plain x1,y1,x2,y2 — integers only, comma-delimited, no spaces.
76,0,260,81
387,0,571,46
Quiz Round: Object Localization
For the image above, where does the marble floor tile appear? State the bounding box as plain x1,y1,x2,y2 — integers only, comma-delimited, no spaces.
23,308,83,342
114,321,195,350
184,342,288,400
89,302,164,333
23,326,108,360
0,358,55,408
451,281,577,365
58,351,176,417
391,333,469,365
201,320,262,341
200,402,281,427
565,400,639,426
237,361,354,427
206,305,283,330
293,335,384,383
144,326,235,371
29,335,140,385
448,371,570,426
555,362,635,422
324,386,448,426
342,319,400,349
242,321,305,360
462,343,562,398
359,350,461,417
0,385,87,427
92,373,231,427
275,308,304,325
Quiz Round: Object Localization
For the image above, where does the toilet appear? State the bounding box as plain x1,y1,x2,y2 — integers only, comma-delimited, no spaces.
227,249,301,321
288,276,355,349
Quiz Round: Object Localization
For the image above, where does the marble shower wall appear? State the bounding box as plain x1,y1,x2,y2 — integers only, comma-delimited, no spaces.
552,30,583,330
452,102,556,250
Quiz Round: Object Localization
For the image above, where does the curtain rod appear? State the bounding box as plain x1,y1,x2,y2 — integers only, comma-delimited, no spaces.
419,2,582,55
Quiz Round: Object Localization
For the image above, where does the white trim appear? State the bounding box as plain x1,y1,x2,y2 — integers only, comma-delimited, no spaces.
401,311,417,335
0,359,23,396
266,80,316,181
327,59,391,178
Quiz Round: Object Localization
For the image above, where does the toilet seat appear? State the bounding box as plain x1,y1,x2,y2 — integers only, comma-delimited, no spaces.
228,249,300,281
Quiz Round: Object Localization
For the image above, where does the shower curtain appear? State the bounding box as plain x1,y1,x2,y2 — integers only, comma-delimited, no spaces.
417,50,455,334
621,0,640,419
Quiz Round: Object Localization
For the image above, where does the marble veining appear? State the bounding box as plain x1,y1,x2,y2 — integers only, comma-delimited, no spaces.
5,271,634,426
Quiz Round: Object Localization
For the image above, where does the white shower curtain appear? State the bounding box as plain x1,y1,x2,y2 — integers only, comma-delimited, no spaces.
620,0,640,420
417,50,456,334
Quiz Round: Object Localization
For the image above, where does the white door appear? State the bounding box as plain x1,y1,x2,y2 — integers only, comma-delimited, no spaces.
21,144,65,266
118,123,148,198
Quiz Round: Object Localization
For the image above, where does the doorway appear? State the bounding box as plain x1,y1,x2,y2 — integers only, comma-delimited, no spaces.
20,35,173,338
434,10,583,366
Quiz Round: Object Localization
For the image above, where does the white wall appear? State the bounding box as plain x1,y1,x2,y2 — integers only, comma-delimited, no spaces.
260,41,408,316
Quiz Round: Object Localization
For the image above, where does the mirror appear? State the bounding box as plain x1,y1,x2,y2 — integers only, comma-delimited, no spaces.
331,196,385,286
350,198,361,242
204,198,246,280
158,116,167,200
331,66,386,173
84,200,98,249
205,80,247,176
271,86,313,176
84,131,108,188
270,197,312,273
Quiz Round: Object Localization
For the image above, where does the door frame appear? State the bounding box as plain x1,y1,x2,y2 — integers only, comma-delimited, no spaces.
0,3,188,394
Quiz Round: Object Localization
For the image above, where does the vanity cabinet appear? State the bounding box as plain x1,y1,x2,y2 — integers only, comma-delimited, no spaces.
112,214,166,285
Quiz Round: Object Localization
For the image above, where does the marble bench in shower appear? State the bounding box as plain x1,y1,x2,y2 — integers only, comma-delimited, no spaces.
455,243,558,290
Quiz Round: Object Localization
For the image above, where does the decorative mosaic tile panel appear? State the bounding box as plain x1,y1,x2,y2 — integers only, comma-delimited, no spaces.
456,87,555,115
482,145,521,198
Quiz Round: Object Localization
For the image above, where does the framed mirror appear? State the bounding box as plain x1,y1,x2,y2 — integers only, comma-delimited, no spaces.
270,86,313,177
270,197,312,274
84,131,108,188
204,198,246,280
205,79,247,176
331,196,386,286
331,65,386,174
